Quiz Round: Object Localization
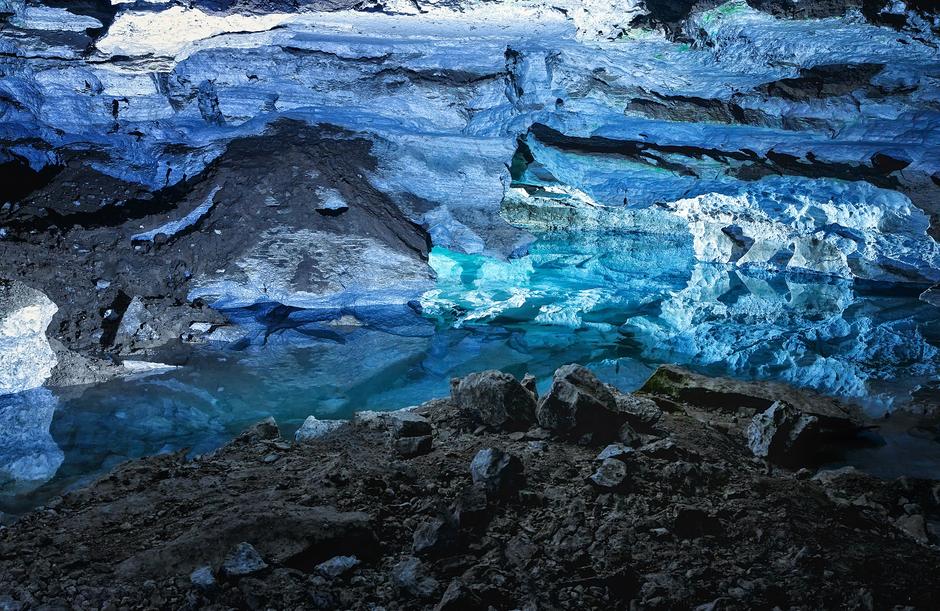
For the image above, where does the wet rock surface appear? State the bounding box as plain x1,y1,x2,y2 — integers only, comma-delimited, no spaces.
0,365,938,609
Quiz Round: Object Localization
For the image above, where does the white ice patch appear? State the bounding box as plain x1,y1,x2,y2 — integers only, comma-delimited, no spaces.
189,228,434,309
314,187,349,213
96,6,294,58
132,186,221,242
122,360,180,375
662,179,940,283
11,6,103,32
0,282,58,395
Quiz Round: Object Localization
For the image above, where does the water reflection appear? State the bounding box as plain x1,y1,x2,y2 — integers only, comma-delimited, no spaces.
425,234,940,414
0,389,62,499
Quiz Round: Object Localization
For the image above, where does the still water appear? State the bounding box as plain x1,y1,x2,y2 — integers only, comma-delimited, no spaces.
2,233,939,514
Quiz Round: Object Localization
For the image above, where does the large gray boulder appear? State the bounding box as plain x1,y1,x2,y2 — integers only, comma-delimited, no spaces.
535,364,622,440
451,370,536,430
0,281,58,395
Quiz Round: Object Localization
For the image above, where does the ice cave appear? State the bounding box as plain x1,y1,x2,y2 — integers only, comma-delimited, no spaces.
1,0,940,607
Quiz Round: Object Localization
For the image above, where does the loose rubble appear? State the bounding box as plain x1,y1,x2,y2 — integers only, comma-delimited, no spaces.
0,364,938,609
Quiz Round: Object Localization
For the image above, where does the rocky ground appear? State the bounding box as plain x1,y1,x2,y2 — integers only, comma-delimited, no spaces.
0,364,938,610
0,119,433,388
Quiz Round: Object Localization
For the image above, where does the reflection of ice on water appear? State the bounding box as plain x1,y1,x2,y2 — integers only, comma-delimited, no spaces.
0,389,63,495
425,234,940,415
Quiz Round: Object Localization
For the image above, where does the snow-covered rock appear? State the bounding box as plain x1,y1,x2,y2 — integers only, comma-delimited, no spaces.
0,282,57,395
294,415,345,442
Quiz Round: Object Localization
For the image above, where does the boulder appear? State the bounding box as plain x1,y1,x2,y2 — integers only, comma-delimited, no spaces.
640,365,860,425
220,542,268,578
746,401,822,466
589,458,628,490
0,281,58,395
452,370,536,430
470,448,524,499
295,416,345,443
536,364,623,440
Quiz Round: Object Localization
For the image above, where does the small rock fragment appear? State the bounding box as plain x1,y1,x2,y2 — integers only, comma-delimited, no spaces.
316,555,360,579
452,483,489,528
190,565,216,591
392,556,439,600
470,448,524,498
394,435,432,458
389,411,432,438
618,421,642,447
640,438,682,460
521,373,538,399
435,578,483,611
221,542,267,578
596,443,634,462
896,514,929,544
612,389,663,429
413,516,458,556
589,458,628,490
244,417,280,441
